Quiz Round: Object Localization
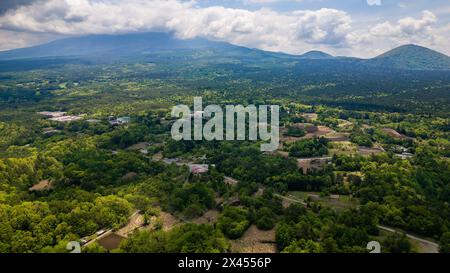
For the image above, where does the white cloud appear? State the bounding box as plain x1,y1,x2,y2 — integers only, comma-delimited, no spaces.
293,8,352,46
0,0,448,57
0,0,354,53
371,10,436,41
367,0,381,6
338,10,442,57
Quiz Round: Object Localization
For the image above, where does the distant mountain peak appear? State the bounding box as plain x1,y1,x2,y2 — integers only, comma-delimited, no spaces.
370,44,450,70
396,44,426,49
376,44,445,57
299,50,333,59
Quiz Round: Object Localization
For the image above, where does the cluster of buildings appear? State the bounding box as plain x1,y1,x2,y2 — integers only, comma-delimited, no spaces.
188,164,210,174
38,111,131,126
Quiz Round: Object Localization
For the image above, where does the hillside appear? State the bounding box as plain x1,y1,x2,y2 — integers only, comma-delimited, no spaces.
367,44,450,70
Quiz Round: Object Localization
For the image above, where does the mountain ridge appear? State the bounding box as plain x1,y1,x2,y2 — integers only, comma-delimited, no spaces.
0,32,240,60
0,32,449,70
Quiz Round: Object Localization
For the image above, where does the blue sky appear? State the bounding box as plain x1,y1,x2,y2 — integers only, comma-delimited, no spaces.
200,0,449,17
0,0,448,57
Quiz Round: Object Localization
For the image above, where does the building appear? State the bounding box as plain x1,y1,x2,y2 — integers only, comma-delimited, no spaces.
395,153,414,160
189,164,210,174
109,116,131,125
49,115,82,122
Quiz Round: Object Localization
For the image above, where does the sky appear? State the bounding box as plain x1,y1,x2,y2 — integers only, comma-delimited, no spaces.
0,0,449,58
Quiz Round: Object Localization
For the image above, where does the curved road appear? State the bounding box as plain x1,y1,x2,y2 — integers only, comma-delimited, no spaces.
274,192,439,253
377,225,439,253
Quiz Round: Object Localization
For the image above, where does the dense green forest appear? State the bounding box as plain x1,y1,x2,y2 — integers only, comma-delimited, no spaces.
0,43,449,254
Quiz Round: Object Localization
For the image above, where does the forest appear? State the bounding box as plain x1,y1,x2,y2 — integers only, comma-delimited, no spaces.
0,48,449,254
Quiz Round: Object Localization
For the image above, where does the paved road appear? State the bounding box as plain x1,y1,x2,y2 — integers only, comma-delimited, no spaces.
378,225,439,253
275,192,440,253
220,175,441,253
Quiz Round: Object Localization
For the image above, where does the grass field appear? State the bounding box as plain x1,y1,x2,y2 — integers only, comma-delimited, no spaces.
289,191,359,211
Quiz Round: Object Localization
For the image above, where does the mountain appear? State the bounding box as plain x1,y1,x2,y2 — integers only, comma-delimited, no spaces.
0,32,449,71
0,32,243,60
367,44,450,70
299,50,334,59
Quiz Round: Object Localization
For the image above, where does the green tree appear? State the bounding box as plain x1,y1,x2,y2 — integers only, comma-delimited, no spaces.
217,207,250,239
382,233,413,253
439,232,450,253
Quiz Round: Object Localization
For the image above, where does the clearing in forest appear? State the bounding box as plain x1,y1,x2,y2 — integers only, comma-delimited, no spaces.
230,225,277,253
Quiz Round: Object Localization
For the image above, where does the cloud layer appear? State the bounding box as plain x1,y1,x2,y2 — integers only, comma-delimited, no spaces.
0,0,448,57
